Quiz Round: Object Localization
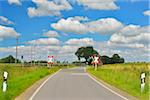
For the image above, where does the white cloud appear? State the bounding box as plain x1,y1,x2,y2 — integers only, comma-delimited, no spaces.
28,0,72,17
65,38,94,46
0,36,150,62
68,16,89,21
77,0,119,10
119,24,141,36
27,38,60,45
59,45,79,54
8,0,21,6
94,41,150,62
0,16,14,25
51,17,123,34
43,30,59,38
108,25,150,50
0,25,20,40
143,10,150,16
86,18,123,34
51,18,88,34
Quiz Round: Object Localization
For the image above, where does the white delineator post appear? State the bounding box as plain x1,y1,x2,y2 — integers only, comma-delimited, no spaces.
140,72,146,93
21,55,24,67
3,71,8,92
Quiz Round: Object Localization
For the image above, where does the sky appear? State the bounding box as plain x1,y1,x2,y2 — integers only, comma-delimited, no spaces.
0,0,149,62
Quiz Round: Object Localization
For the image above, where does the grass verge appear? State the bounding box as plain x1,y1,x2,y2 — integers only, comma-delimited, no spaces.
87,63,149,100
0,64,60,100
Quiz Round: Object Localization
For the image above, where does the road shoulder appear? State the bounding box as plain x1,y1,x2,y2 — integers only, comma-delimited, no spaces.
15,69,61,100
87,72,138,100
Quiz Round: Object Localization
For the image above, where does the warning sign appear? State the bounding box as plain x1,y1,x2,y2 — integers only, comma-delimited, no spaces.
47,56,54,64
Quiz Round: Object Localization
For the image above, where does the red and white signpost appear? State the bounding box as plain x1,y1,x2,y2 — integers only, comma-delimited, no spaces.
92,55,101,71
47,56,54,68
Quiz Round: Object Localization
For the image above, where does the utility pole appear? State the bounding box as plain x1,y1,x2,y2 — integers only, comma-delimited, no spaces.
33,45,36,66
15,37,19,64
31,46,33,66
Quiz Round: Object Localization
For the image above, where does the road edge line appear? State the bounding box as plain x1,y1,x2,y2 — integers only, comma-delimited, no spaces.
87,73,129,100
29,69,62,100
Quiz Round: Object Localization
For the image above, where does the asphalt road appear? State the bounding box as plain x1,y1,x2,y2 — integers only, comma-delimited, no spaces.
30,67,127,100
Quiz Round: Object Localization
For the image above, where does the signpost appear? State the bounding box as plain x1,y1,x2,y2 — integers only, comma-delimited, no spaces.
3,71,8,92
140,72,146,93
93,55,100,71
47,56,54,68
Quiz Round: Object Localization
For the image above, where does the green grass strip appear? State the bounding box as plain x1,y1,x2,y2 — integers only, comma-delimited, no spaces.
0,65,59,100
87,63,149,100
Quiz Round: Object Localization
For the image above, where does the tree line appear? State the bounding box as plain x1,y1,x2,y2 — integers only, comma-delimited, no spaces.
0,46,124,64
75,46,124,65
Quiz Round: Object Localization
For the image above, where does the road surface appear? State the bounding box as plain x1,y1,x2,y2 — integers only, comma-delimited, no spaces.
30,67,127,100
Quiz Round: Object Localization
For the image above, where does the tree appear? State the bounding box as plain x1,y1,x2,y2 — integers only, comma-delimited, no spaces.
75,46,99,63
100,55,112,64
75,47,85,61
100,54,124,64
0,55,21,63
111,54,124,64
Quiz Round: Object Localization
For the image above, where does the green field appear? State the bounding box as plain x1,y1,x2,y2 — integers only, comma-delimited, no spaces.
0,64,60,100
87,63,149,100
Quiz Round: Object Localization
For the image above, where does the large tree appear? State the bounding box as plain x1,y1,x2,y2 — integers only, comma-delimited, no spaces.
75,46,99,62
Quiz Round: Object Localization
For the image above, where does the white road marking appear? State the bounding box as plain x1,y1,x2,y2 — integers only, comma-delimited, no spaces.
29,69,62,100
71,73,88,76
87,73,129,100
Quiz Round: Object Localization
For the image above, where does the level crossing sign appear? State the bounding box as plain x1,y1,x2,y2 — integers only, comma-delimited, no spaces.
47,56,54,64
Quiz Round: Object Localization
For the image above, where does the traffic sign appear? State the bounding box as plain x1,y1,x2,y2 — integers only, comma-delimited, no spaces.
48,56,54,64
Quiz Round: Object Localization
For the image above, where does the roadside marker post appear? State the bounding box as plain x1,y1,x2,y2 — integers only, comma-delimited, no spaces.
3,71,8,92
21,55,24,67
140,72,146,93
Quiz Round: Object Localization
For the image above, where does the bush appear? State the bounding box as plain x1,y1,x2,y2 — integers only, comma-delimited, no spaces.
100,54,124,64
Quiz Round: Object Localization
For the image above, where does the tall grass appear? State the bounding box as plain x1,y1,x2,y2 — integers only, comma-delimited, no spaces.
87,63,149,100
0,64,60,100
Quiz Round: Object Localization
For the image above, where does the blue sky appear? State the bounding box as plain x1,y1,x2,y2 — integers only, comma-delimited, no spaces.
0,0,149,62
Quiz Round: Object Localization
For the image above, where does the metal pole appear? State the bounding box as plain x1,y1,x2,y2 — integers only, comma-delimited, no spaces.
33,45,36,66
31,46,33,66
15,37,19,64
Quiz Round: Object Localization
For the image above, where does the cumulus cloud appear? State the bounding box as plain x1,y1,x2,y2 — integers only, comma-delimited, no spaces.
59,45,79,54
43,30,59,38
27,38,60,45
0,36,150,62
86,18,123,34
65,38,94,46
108,25,150,49
68,16,89,21
0,16,14,25
77,0,119,10
28,0,72,17
0,25,20,40
51,18,88,34
143,10,150,16
8,0,21,6
51,17,123,34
